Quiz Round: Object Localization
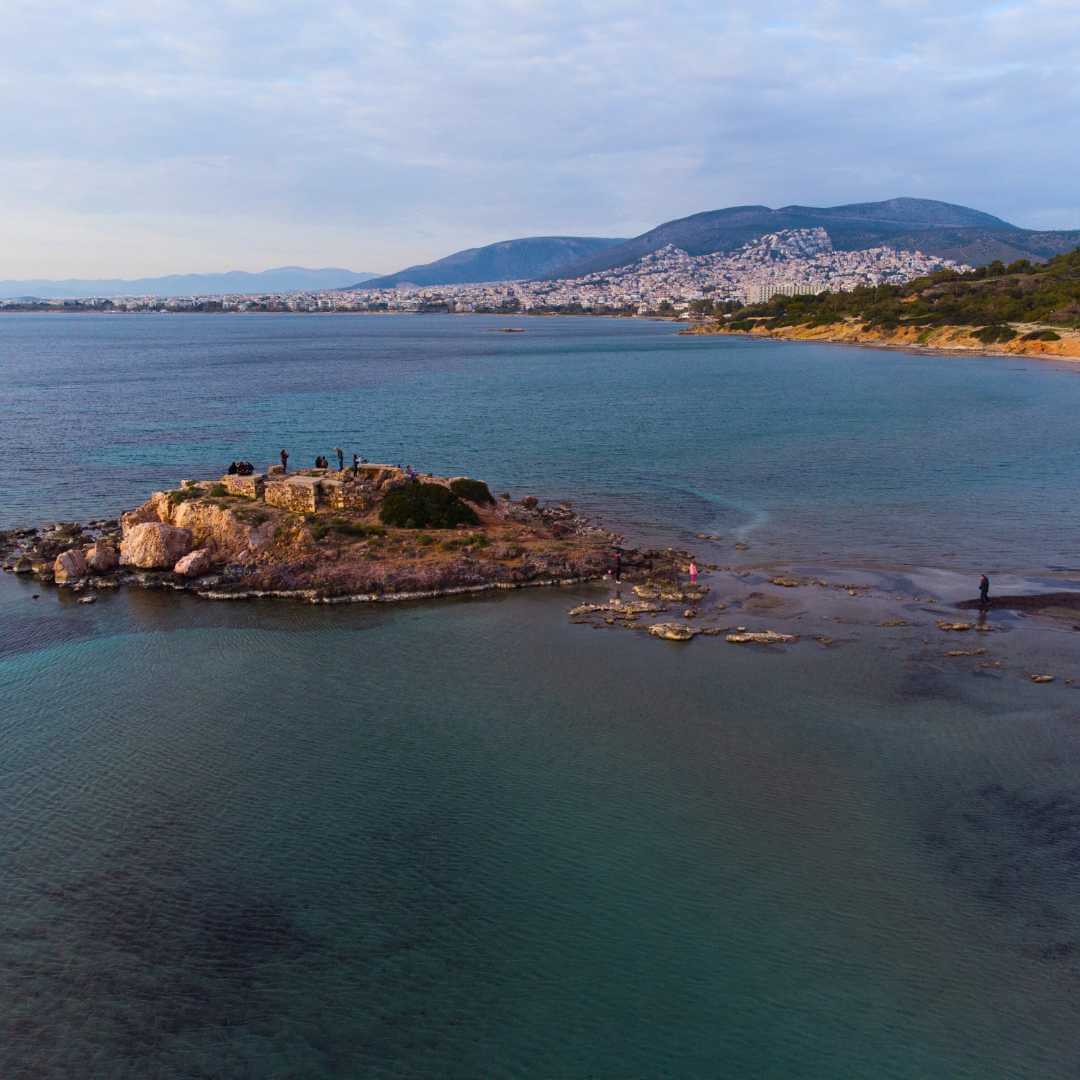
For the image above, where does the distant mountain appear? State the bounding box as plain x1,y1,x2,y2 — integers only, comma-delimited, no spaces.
354,236,626,289
0,267,378,300
547,198,1080,276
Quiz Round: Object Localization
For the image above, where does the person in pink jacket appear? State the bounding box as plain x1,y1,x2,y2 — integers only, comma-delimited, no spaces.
688,560,698,584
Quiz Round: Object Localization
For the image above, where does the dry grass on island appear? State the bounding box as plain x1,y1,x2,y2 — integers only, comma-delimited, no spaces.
0,463,682,602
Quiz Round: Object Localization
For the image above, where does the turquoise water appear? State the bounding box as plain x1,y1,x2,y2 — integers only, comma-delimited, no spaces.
5,313,1080,569
4,315,1080,1078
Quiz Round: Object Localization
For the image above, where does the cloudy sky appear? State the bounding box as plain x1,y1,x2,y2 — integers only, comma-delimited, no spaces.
2,0,1077,278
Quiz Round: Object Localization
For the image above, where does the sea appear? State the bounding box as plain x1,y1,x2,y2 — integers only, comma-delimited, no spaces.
3,313,1080,1078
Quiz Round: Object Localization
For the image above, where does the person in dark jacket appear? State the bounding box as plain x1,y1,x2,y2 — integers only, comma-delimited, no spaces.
352,453,360,476
979,574,990,606
227,461,238,475
280,449,289,473
335,447,344,471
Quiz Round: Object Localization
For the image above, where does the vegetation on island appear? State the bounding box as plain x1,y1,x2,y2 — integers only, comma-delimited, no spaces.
449,477,495,505
379,482,480,530
727,248,1080,333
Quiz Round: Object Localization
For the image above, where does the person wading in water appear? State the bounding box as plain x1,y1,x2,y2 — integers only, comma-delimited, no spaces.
979,574,990,607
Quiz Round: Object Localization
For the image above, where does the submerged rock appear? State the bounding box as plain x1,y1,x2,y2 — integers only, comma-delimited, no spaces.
725,630,798,645
937,620,973,632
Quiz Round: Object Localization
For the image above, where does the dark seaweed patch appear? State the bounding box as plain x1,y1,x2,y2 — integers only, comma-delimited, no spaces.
925,783,1080,965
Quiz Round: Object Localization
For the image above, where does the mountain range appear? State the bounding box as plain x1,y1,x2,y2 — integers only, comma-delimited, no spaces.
0,266,377,300
9,199,1080,300
354,198,1080,289
355,236,625,289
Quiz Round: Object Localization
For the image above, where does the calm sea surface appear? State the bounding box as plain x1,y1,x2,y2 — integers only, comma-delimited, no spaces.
3,314,1080,1078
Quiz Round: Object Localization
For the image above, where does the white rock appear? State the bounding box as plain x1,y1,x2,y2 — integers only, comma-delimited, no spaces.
173,548,213,578
53,548,88,583
120,522,193,569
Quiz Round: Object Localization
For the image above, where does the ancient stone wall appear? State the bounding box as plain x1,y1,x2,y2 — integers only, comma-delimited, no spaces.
265,478,320,513
222,474,265,499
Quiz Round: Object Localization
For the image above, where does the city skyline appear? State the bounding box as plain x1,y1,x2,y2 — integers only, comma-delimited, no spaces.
2,1,1078,278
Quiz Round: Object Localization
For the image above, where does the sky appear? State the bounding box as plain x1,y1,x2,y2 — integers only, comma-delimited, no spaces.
1,0,1078,279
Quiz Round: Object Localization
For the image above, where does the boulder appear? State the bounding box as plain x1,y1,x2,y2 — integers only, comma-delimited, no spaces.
173,548,212,578
53,548,88,583
648,622,699,642
121,522,193,569
12,556,33,574
85,541,119,573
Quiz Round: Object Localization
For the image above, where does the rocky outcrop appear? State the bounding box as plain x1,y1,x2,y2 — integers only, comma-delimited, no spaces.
53,548,88,583
167,499,274,556
85,541,119,573
726,630,798,645
691,318,1080,360
648,622,698,641
121,522,193,569
173,549,212,578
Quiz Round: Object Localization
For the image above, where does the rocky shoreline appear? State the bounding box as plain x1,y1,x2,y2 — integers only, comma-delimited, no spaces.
0,463,688,604
683,318,1080,361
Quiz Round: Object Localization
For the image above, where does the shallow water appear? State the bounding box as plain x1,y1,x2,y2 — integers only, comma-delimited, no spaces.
3,315,1080,1077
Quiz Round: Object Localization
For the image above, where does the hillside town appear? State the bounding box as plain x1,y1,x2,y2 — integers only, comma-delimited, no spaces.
0,229,967,317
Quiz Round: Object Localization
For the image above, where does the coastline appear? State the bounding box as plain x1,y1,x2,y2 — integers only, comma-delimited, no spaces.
683,318,1080,362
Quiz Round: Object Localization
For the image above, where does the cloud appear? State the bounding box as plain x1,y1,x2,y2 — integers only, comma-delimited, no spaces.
0,0,1076,276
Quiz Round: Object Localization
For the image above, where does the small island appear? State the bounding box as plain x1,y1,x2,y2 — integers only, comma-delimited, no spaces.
0,464,681,603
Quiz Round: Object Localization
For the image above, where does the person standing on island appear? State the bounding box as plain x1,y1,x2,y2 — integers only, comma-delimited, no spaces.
352,453,360,476
280,448,289,473
335,447,344,471
979,574,990,607
689,560,699,585
613,550,622,583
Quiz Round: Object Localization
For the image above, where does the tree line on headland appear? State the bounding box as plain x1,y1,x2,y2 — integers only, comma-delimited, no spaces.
726,247,1080,343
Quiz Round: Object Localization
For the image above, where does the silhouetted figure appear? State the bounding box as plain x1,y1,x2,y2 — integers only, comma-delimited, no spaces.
335,447,344,471
280,449,289,473
613,550,622,583
979,574,990,607
352,453,360,476
227,461,238,475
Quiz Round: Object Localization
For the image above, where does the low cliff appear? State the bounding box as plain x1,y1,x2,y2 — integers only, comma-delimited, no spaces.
686,318,1080,359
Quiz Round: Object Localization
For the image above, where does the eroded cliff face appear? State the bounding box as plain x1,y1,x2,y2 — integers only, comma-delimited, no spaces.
689,319,1080,359
123,492,276,562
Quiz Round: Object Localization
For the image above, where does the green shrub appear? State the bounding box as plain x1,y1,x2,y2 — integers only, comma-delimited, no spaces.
208,483,228,497
1021,328,1061,341
416,533,435,546
449,478,495,505
728,319,754,332
973,324,1017,344
380,483,479,529
167,486,204,506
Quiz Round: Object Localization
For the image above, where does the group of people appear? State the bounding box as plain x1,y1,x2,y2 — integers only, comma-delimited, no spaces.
226,460,255,476
277,447,368,476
